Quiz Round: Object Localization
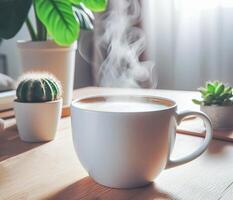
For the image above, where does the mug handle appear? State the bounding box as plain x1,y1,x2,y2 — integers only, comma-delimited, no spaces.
166,110,213,169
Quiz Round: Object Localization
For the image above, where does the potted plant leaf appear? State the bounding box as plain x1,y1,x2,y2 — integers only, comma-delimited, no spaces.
193,81,233,130
14,73,62,142
0,0,108,105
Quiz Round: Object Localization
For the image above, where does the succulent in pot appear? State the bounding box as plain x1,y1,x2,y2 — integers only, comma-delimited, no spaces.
193,81,233,130
14,73,62,142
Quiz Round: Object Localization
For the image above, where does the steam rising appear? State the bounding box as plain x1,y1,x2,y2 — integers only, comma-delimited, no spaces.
80,0,157,88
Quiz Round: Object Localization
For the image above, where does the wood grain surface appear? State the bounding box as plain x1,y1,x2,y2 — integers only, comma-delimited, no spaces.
1,87,233,200
177,117,233,143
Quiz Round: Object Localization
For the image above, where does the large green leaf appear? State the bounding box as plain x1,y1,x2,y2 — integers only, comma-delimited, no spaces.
0,0,32,39
72,0,108,12
35,0,80,46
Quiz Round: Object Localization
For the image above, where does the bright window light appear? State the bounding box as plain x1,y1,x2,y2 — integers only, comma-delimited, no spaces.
176,0,233,11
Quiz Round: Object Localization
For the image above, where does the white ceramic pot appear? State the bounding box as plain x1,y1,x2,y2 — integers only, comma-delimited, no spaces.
71,95,212,188
14,99,62,142
201,105,233,130
17,40,77,106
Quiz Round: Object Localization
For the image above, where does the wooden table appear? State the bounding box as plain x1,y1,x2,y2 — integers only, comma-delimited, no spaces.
1,87,233,200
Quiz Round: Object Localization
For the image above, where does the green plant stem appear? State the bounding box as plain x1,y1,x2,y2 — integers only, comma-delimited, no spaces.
33,0,47,41
35,15,47,41
25,18,37,41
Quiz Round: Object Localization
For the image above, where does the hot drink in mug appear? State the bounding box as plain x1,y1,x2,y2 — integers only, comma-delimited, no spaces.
71,95,212,188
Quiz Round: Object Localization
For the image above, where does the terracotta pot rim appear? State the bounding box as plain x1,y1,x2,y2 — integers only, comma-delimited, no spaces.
16,40,77,51
200,105,233,107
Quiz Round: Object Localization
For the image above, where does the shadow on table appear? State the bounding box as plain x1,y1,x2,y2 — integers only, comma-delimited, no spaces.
0,123,45,161
207,138,233,155
48,177,175,200
206,128,233,155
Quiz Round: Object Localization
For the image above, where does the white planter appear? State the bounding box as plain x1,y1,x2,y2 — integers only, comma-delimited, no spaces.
14,99,62,142
17,40,77,106
201,105,233,130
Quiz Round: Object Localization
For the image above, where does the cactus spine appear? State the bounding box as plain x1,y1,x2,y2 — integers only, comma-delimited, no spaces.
16,73,62,102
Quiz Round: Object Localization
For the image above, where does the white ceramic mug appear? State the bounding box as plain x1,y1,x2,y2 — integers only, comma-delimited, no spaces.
71,95,212,189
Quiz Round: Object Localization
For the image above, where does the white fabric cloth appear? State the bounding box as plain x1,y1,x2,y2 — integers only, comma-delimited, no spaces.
0,73,15,92
142,0,233,90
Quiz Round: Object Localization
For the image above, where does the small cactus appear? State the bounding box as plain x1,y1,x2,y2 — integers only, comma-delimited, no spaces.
192,81,233,106
16,73,62,102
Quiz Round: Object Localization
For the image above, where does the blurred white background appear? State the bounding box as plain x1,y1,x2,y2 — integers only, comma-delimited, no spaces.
1,0,233,90
143,0,233,90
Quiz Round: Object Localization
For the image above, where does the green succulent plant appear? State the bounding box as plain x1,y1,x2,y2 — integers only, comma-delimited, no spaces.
16,73,62,102
192,81,233,106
